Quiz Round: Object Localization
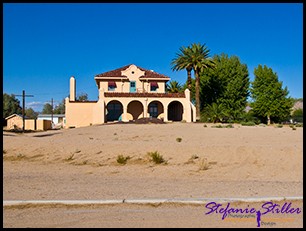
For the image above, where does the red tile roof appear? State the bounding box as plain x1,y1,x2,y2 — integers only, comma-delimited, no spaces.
104,92,185,98
95,64,170,79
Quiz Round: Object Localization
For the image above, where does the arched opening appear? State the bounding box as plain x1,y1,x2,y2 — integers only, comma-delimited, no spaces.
127,100,143,120
168,101,183,121
106,100,123,122
148,101,164,119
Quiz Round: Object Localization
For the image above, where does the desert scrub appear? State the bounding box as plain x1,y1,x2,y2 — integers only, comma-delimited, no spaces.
292,127,297,130
211,125,223,128
191,154,199,159
147,151,165,164
116,155,130,165
211,124,233,128
3,149,7,154
176,137,182,142
296,123,303,127
275,124,283,128
198,158,210,171
185,154,199,164
203,124,207,127
240,121,256,126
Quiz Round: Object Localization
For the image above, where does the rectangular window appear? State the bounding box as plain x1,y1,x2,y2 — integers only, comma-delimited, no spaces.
108,86,116,91
108,81,116,91
130,81,136,93
150,82,158,92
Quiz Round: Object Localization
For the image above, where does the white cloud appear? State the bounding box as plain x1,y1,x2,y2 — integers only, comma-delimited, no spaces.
26,101,45,110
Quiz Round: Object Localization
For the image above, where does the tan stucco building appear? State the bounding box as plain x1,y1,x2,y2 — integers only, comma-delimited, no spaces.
5,114,52,131
65,64,196,128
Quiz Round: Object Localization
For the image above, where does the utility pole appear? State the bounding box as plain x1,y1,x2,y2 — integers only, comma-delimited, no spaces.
51,98,54,126
15,90,34,131
46,98,59,129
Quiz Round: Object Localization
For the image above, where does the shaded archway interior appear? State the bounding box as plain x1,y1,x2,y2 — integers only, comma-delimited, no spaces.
107,100,123,121
148,101,164,119
168,101,183,121
127,101,144,120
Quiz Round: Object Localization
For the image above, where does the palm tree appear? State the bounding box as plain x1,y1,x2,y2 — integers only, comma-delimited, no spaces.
166,80,183,93
171,46,193,90
172,43,215,121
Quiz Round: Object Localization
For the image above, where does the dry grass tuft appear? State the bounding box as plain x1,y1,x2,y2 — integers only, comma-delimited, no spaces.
198,158,210,171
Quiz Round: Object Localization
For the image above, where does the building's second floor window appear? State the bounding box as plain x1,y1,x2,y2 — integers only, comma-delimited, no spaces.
150,82,158,92
108,81,116,91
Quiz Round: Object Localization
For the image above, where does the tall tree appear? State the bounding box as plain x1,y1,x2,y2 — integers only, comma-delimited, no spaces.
166,81,183,93
42,103,53,114
76,93,88,102
292,108,303,123
3,93,22,118
171,46,193,90
201,54,250,121
250,65,293,125
53,99,65,114
25,108,39,119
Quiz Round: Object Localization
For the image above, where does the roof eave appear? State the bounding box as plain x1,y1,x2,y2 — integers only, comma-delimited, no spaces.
94,76,128,80
139,77,170,81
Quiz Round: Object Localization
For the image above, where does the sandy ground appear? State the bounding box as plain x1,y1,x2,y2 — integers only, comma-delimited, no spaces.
3,123,303,227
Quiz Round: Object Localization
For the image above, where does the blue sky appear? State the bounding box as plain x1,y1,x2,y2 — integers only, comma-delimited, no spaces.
3,3,303,112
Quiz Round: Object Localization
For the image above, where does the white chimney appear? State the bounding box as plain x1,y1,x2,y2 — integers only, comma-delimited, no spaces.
69,76,76,101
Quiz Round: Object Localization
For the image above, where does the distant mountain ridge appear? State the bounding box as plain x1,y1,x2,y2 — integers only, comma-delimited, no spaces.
293,100,303,111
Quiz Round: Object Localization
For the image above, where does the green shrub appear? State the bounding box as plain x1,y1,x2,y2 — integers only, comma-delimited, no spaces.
296,123,303,127
276,124,283,128
148,151,165,164
225,124,234,128
116,155,130,165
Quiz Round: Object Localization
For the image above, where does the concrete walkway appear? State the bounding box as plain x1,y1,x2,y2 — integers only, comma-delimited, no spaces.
3,196,303,207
